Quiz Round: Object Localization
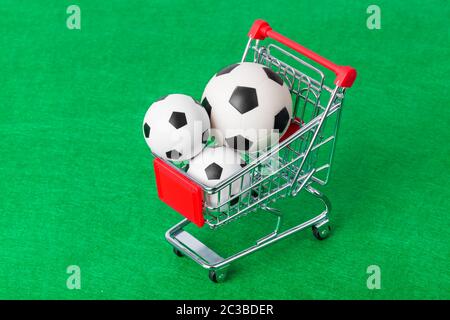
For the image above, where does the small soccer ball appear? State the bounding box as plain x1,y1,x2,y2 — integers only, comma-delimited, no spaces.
143,94,210,161
187,146,250,210
201,62,293,153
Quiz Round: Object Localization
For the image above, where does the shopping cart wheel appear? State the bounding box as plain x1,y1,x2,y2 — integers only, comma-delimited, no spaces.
209,269,227,283
173,247,184,257
312,224,331,240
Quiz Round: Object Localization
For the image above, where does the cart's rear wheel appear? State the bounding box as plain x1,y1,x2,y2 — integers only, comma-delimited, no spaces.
312,224,331,240
173,247,184,257
209,269,227,283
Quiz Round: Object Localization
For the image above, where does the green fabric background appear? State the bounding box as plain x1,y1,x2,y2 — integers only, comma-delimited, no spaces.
0,0,448,299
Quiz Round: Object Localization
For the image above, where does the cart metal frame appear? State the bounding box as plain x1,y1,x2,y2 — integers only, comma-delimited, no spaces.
154,20,356,282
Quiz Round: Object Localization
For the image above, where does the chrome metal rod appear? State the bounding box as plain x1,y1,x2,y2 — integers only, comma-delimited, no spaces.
290,87,340,194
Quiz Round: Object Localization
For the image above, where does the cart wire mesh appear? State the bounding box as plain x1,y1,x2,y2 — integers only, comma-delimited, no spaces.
200,39,346,228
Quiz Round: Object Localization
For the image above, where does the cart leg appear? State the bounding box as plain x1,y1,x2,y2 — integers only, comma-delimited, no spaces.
306,185,332,240
208,266,229,283
312,220,331,240
257,205,283,245
165,186,333,282
173,247,184,257
166,219,232,282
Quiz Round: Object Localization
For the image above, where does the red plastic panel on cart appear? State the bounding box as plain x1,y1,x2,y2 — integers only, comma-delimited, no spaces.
153,158,204,227
280,118,302,143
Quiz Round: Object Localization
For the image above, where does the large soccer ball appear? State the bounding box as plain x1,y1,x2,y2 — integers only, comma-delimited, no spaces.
201,62,293,153
187,146,250,210
143,94,210,161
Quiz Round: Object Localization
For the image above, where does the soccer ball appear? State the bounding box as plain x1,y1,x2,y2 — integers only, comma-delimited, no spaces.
143,94,210,161
201,62,293,153
186,146,250,210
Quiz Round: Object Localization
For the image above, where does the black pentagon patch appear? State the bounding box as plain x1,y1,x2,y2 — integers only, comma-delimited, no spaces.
169,112,187,129
201,97,212,119
229,86,258,114
225,135,253,151
263,67,284,86
216,63,239,76
202,129,209,144
240,161,246,168
205,163,223,180
155,95,168,102
230,196,239,206
143,123,150,138
166,150,182,160
274,107,290,133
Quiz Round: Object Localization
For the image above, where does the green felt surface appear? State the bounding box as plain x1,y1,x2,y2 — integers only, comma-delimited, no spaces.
0,0,449,299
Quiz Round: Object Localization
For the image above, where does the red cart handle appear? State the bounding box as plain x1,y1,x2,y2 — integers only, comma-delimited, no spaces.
249,20,356,88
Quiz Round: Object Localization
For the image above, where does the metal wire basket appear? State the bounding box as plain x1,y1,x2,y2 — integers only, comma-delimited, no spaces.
152,19,356,282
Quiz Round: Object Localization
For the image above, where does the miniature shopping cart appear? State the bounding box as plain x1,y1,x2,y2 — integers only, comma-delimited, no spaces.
152,20,357,282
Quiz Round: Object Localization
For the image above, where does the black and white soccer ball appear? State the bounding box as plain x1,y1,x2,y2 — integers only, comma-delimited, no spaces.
143,94,210,161
201,62,293,153
186,146,250,210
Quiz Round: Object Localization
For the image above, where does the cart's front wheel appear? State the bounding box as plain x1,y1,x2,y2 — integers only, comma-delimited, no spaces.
312,223,331,240
209,269,227,283
173,247,184,257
